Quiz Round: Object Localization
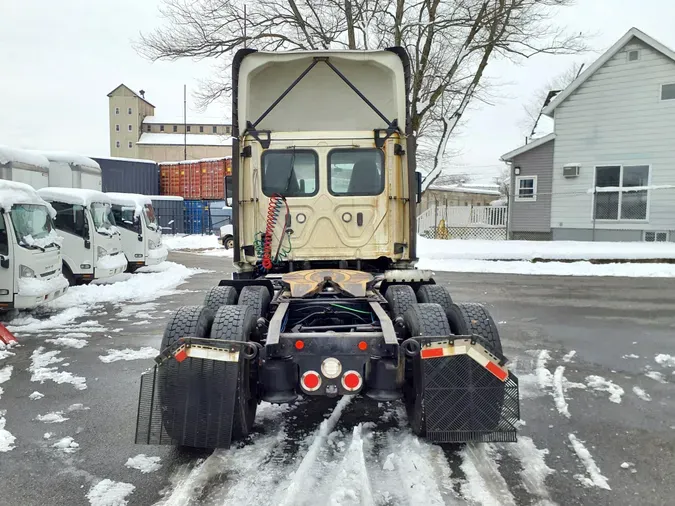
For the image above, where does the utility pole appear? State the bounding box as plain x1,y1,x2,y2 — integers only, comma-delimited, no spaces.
183,84,187,161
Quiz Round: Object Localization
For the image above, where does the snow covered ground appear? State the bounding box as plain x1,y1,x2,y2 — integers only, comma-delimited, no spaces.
163,234,222,251
417,237,675,277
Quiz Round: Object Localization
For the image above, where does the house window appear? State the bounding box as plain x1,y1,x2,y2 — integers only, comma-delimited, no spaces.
199,126,204,133
187,125,191,132
627,50,640,62
644,231,668,242
160,125,164,132
128,124,132,132
212,126,217,133
661,83,675,101
594,165,649,220
128,141,133,148
515,176,537,201
115,141,120,148
173,125,178,132
115,107,119,115
146,124,151,132
128,107,132,114
115,124,120,132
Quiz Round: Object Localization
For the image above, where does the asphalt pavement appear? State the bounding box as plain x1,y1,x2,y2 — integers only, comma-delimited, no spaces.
0,253,673,506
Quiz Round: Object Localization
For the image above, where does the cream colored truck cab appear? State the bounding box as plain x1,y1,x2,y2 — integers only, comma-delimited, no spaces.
232,49,419,275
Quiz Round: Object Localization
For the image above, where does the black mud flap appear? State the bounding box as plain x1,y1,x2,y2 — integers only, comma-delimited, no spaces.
135,339,254,449
418,354,520,443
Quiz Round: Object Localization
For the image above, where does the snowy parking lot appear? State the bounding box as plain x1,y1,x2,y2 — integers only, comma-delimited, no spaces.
1,251,674,506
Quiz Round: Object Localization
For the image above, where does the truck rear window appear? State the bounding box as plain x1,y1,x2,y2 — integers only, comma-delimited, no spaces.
329,149,384,196
261,150,318,197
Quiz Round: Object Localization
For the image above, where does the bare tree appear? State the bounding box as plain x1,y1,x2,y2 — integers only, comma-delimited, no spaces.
493,165,510,199
138,0,587,187
519,61,585,137
432,172,473,187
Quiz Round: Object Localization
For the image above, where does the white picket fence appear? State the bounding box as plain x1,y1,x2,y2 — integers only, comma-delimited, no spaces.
417,204,508,240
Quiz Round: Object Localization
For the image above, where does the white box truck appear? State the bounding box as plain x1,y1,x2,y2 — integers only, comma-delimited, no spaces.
107,193,168,271
0,179,69,310
37,151,103,191
37,188,127,285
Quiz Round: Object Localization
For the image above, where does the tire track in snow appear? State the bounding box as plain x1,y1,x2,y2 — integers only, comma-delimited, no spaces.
553,366,570,418
460,444,517,506
500,437,557,506
325,424,376,506
568,434,611,490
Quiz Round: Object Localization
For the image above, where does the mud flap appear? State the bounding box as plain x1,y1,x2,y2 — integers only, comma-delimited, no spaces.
135,339,256,449
406,338,520,443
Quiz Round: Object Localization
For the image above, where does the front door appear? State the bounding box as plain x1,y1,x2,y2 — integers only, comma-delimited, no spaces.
0,214,14,303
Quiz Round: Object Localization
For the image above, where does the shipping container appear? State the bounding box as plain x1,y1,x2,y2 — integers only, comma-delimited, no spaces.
200,158,224,200
158,157,231,200
151,196,185,235
93,156,159,195
184,200,212,235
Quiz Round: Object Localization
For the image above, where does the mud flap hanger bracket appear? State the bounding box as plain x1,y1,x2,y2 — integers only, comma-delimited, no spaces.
243,56,400,150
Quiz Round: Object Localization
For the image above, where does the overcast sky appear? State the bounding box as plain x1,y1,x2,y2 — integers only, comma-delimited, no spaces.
1,1,674,184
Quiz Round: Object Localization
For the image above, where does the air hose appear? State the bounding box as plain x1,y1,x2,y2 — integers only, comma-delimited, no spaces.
261,194,291,271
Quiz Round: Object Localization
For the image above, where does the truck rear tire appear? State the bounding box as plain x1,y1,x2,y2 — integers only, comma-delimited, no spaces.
210,305,259,441
238,285,271,318
385,285,417,319
203,286,238,314
446,303,502,355
62,262,76,286
158,306,215,447
416,285,453,318
223,236,234,249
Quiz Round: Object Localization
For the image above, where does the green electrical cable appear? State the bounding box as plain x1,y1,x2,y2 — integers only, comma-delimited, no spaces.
330,304,371,314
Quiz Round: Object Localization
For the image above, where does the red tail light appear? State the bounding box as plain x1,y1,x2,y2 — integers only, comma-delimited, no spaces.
341,371,362,392
301,371,321,392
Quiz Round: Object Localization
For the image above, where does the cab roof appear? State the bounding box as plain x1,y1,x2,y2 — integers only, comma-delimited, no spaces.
37,187,111,207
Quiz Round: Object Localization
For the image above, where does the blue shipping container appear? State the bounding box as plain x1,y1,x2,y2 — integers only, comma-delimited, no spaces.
93,157,160,195
184,200,212,235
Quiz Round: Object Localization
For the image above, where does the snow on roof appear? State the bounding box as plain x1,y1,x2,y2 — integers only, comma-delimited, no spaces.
91,156,156,165
136,133,233,147
106,193,152,207
500,133,555,162
36,151,101,170
142,115,230,126
148,195,184,201
38,187,111,207
0,145,50,170
426,184,501,196
159,156,232,166
542,27,675,116
0,180,51,211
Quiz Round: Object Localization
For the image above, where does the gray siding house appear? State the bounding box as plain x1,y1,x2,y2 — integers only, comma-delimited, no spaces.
501,28,675,242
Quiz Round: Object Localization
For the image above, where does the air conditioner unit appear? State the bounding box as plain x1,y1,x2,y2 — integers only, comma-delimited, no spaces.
562,164,580,178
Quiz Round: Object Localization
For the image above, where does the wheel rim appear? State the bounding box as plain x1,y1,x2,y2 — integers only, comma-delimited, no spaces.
225,239,234,249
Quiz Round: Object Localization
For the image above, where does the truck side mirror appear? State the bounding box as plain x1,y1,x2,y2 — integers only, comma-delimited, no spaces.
415,172,422,204
84,239,91,249
0,255,9,269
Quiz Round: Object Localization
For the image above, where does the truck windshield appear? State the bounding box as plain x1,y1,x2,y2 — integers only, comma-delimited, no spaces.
10,204,57,249
91,202,115,235
144,204,158,231
111,205,139,233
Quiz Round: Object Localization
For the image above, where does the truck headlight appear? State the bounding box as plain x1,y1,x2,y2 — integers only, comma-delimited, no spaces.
19,265,36,278
97,246,108,260
148,240,157,250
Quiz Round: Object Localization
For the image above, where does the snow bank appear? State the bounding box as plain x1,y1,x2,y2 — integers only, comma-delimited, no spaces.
99,347,157,363
586,375,624,403
417,258,675,278
52,436,79,453
0,416,15,452
7,307,90,334
50,261,199,308
45,337,88,349
38,187,110,207
0,145,50,169
418,236,675,261
97,253,128,271
568,434,611,490
125,454,162,473
86,479,135,506
17,273,68,297
163,234,223,251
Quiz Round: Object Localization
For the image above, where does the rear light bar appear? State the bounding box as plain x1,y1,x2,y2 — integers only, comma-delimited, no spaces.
419,338,509,382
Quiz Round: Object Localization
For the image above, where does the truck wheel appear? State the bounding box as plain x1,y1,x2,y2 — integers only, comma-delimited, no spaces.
238,285,271,318
210,305,259,441
62,262,76,286
158,306,215,447
385,285,417,319
403,303,451,437
223,236,234,250
203,286,238,314
446,303,502,355
416,285,453,318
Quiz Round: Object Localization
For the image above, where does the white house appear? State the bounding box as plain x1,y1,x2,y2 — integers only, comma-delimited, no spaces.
502,27,675,242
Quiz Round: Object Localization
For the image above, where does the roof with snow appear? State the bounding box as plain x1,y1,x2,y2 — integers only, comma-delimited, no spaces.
35,151,101,171
542,27,675,116
106,193,152,208
0,180,51,210
0,145,50,170
159,156,232,166
137,133,233,147
107,84,155,108
142,115,230,126
38,187,111,207
426,184,501,196
90,156,156,165
500,133,555,162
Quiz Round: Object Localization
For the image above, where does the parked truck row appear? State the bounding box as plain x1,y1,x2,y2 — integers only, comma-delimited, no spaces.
0,146,167,311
